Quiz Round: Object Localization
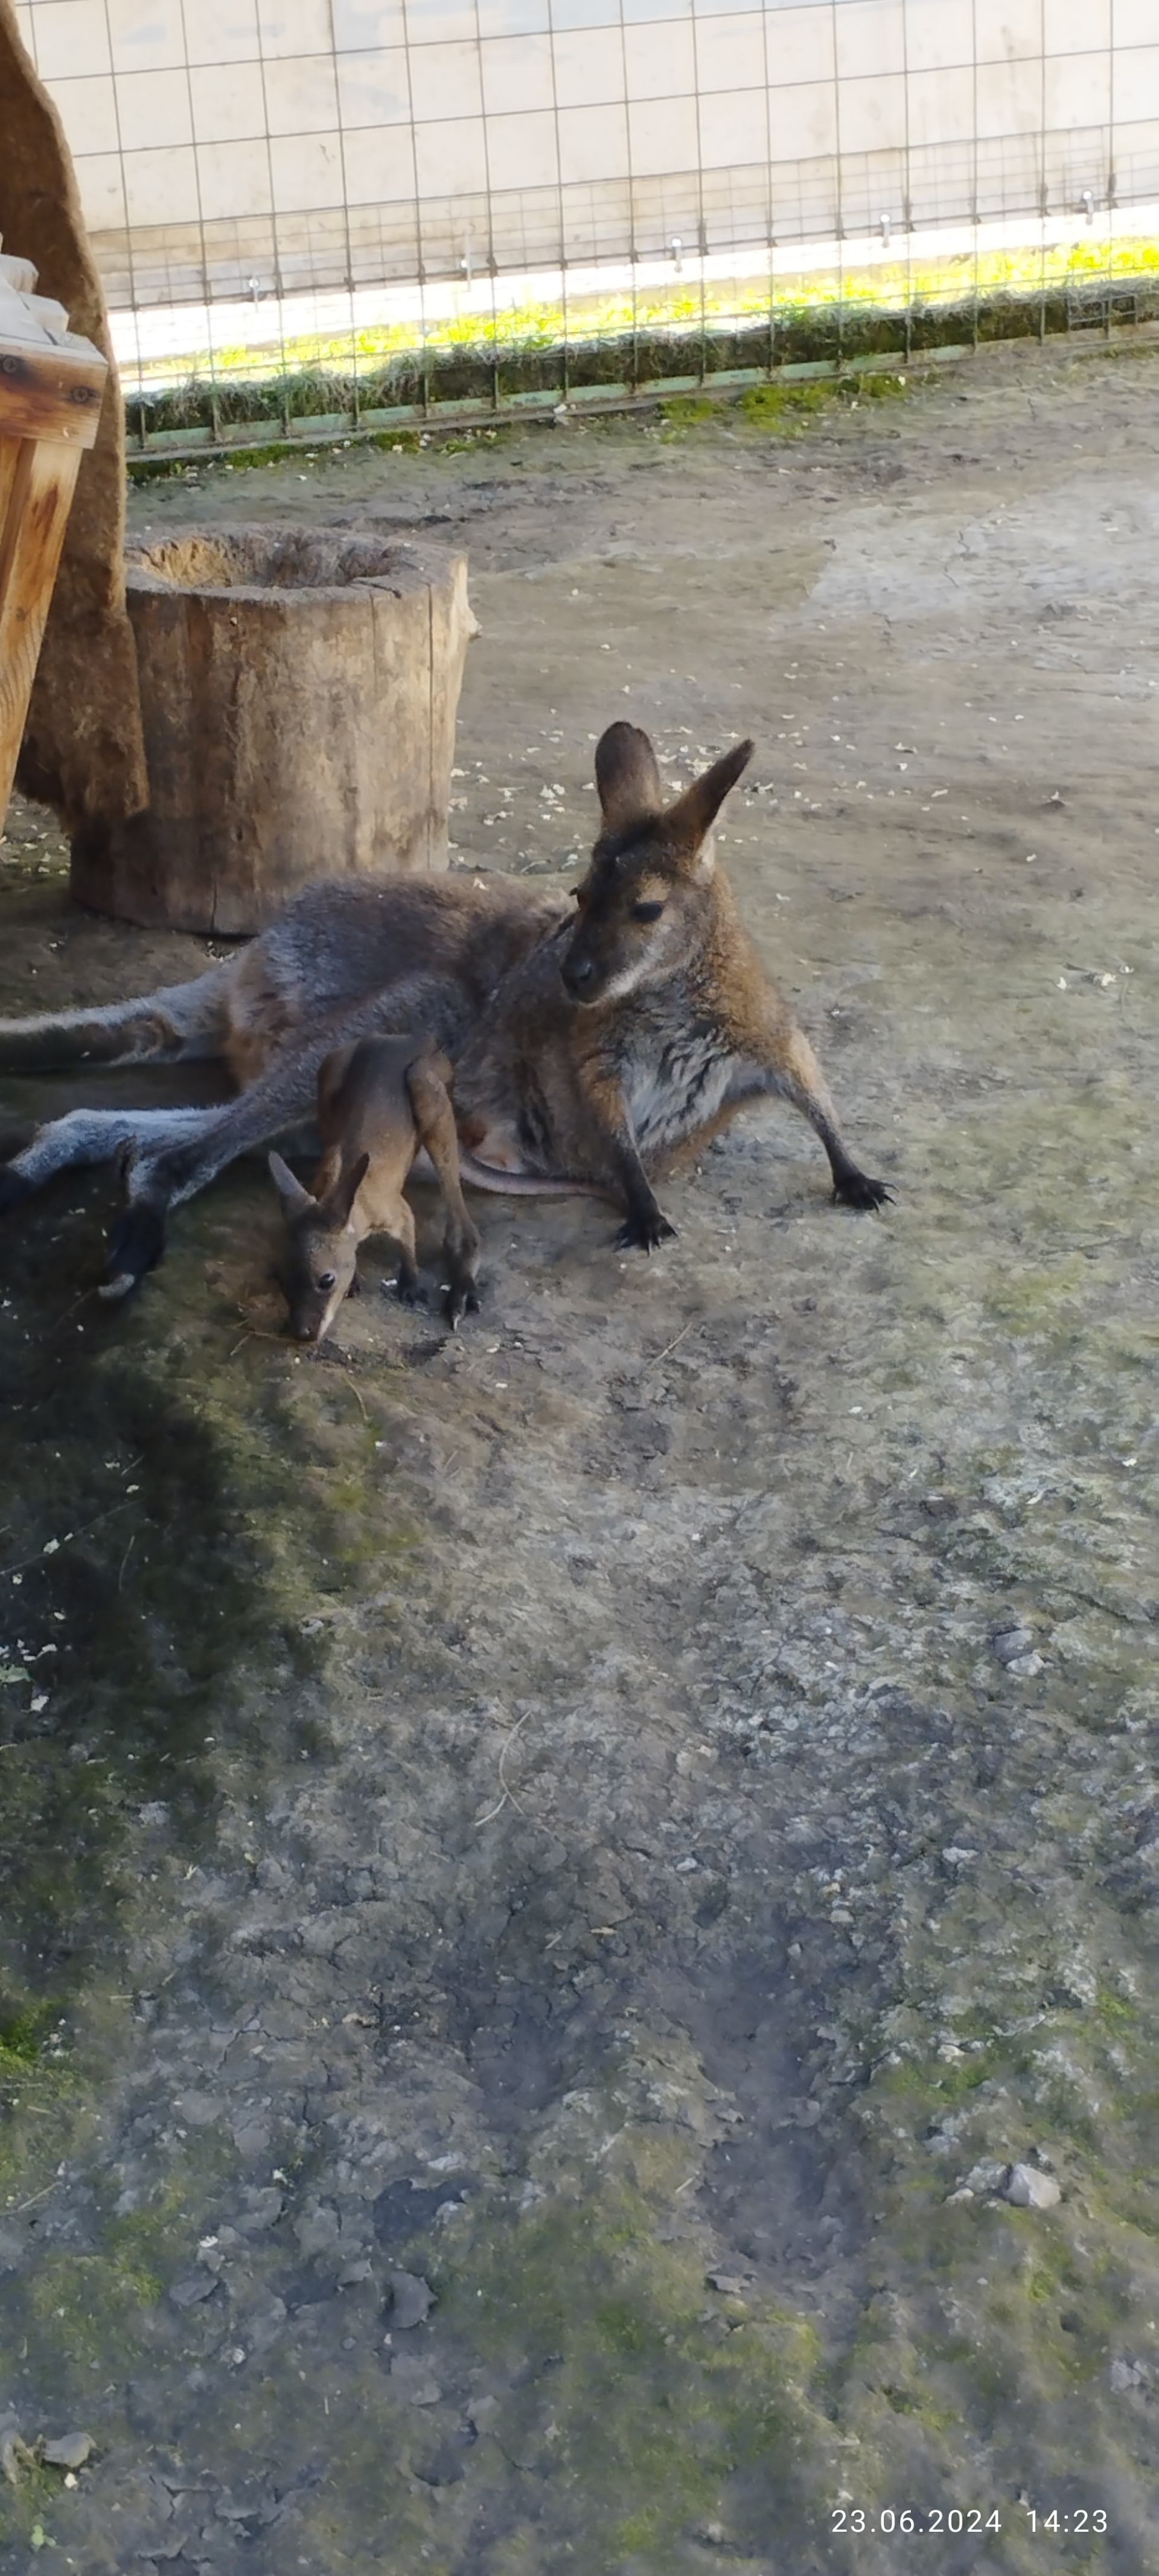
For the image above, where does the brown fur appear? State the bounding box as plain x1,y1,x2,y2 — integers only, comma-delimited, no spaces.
452,723,890,1245
0,727,887,1291
270,1034,481,1341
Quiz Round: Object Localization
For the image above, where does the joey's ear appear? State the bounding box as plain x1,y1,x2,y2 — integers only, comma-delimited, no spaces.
320,1150,369,1229
595,722,665,833
269,1151,315,1217
667,739,755,868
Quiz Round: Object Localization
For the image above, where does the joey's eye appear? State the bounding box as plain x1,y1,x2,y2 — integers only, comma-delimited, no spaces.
631,899,665,923
317,1271,337,1291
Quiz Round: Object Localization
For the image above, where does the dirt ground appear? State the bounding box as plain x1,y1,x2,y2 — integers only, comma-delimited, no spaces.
0,342,1156,2576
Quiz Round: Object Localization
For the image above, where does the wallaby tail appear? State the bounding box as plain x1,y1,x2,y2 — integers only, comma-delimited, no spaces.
455,1149,614,1203
0,968,234,1074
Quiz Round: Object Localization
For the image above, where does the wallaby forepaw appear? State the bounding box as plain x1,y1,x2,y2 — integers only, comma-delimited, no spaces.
103,1202,167,1292
0,1165,32,1217
615,1211,678,1254
832,1168,893,1213
394,1274,427,1310
443,1281,481,1331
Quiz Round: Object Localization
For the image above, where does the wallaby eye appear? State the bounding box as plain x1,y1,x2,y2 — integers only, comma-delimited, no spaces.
631,899,665,923
317,1270,337,1291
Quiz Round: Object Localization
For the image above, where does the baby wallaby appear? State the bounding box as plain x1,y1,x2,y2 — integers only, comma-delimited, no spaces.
269,1034,481,1344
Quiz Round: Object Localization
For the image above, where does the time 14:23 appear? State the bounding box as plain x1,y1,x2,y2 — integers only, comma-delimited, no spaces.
1025,2511,1109,2535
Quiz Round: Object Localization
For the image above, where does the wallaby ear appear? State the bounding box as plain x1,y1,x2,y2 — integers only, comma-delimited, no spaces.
269,1151,315,1218
595,722,665,834
666,739,755,869
320,1150,369,1230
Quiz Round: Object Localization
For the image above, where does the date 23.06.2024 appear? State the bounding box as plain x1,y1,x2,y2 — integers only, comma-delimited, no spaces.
830,2506,1110,2537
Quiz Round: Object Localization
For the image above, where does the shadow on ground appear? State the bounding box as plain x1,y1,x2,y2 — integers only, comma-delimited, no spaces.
0,343,1156,2574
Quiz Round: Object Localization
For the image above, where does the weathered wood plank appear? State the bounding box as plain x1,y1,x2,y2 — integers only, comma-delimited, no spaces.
0,429,19,540
0,252,39,293
0,284,71,335
72,529,476,932
0,434,81,818
0,335,106,447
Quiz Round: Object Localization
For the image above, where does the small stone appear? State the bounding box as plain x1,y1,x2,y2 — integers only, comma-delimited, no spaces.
1004,2162,1061,2209
963,2158,1011,2197
945,2187,975,2205
0,2422,34,2485
705,2270,747,2296
1110,2357,1148,2393
467,2394,499,2432
338,2258,373,2288
168,2274,220,2307
386,2269,435,2330
992,1626,1033,1665
237,2189,285,2234
1007,1652,1044,1677
42,2432,95,2470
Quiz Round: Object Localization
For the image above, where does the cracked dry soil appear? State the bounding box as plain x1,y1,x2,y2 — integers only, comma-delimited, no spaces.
0,342,1156,2576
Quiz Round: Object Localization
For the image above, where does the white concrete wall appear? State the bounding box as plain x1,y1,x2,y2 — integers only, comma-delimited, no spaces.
13,0,1158,312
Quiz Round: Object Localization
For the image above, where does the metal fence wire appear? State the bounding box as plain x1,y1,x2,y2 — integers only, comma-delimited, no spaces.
16,0,1159,458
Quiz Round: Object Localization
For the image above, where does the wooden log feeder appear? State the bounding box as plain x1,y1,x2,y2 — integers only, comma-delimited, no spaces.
70,527,479,935
0,243,106,822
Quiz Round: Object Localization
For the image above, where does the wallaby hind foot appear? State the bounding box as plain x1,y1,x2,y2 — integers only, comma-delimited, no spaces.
613,1209,678,1254
100,1203,168,1301
831,1162,893,1213
404,1044,481,1329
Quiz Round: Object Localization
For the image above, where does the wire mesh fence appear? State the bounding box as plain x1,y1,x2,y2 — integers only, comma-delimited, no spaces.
16,0,1159,460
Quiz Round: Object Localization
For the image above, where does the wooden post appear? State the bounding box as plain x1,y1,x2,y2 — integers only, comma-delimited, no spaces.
71,528,479,935
0,245,106,825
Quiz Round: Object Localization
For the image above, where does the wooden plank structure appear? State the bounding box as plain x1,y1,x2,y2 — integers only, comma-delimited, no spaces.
73,527,477,935
0,240,106,825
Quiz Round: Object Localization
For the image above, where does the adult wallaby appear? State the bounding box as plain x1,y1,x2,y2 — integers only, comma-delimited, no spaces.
270,1033,482,1343
0,880,558,1296
0,726,887,1287
449,723,890,1242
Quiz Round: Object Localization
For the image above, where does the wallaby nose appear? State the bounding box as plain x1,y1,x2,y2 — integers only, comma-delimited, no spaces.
561,951,598,999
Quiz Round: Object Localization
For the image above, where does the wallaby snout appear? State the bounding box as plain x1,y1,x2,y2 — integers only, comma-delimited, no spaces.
558,946,600,1002
559,867,685,1010
270,1147,366,1345
557,726,756,1010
